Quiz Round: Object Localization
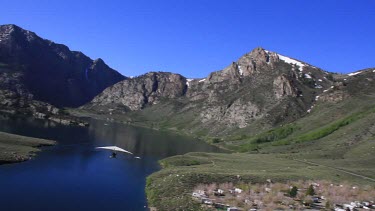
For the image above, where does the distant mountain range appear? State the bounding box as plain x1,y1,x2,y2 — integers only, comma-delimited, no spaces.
83,47,338,135
1,24,375,140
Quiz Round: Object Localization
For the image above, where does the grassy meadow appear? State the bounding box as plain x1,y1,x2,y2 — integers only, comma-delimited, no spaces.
0,131,55,164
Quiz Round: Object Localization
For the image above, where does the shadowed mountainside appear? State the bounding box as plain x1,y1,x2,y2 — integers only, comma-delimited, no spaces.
0,24,125,108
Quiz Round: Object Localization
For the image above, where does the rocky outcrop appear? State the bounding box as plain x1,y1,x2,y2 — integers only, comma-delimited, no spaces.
0,24,125,107
89,72,186,110
273,75,296,99
200,99,263,128
206,47,280,83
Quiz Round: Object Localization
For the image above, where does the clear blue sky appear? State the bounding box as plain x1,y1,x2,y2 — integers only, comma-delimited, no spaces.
1,0,374,78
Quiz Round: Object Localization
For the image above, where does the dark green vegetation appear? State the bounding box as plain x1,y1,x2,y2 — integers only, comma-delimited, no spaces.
306,184,316,196
289,186,298,197
0,131,55,164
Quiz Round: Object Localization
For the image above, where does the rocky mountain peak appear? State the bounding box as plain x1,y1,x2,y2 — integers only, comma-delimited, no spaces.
0,24,20,35
91,58,108,69
206,47,283,83
245,47,278,64
0,24,38,43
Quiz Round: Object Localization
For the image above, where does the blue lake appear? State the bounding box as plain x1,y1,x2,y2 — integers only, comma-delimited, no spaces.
0,115,221,211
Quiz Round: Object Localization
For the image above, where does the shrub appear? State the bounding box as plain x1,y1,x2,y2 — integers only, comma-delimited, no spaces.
325,200,332,209
289,186,298,197
306,185,315,196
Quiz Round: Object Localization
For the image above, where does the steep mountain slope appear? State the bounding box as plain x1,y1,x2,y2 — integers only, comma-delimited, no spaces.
83,47,335,136
0,24,125,108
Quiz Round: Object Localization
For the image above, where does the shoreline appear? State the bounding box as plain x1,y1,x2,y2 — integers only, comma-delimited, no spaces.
68,108,226,149
0,131,56,165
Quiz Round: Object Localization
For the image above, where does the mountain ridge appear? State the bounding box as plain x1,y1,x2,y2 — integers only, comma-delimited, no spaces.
0,24,125,108
1,24,374,138
82,47,340,137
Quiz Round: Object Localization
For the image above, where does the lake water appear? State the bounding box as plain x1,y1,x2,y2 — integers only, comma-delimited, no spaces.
0,115,221,211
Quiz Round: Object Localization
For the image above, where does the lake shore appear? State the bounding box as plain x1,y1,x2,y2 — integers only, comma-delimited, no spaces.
0,131,56,165
69,109,375,210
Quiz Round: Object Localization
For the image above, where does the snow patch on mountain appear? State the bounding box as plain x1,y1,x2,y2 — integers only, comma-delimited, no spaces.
304,73,312,79
186,79,193,87
277,54,306,71
199,78,206,83
238,65,244,76
348,71,362,76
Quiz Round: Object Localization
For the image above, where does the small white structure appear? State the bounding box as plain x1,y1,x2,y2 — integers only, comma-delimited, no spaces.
203,198,213,205
192,192,201,198
192,191,207,199
343,204,355,210
234,188,243,194
311,182,320,187
197,190,205,195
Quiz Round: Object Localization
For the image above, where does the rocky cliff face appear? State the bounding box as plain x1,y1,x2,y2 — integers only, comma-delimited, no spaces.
0,24,125,107
85,47,335,134
90,72,186,110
